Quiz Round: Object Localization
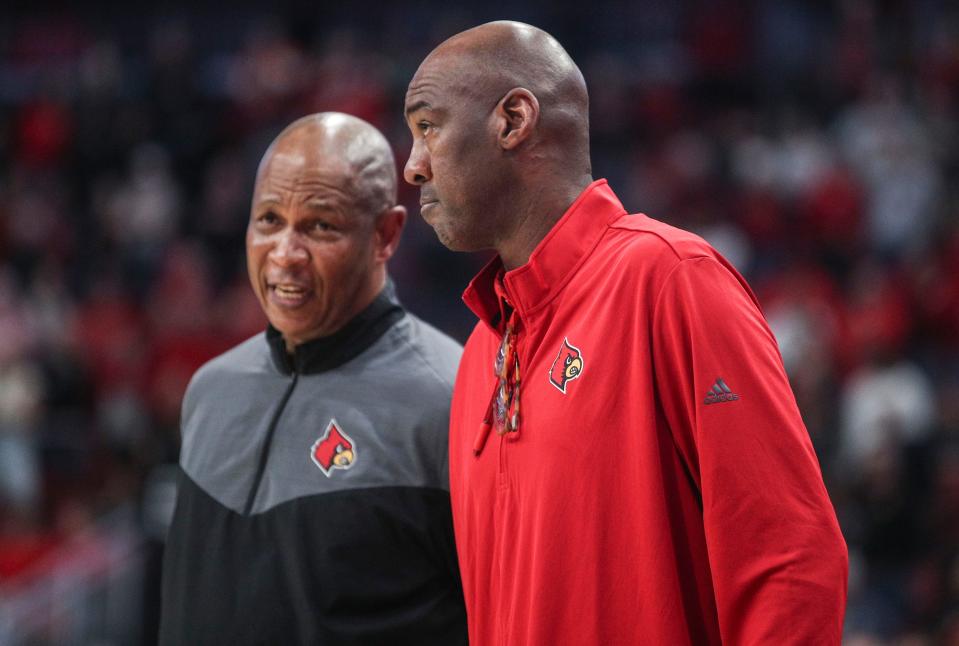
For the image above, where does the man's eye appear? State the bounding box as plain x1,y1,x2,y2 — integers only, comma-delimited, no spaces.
311,220,333,233
417,121,433,134
258,211,280,225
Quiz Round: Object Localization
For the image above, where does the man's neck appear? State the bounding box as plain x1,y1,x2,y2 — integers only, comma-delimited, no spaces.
497,175,593,270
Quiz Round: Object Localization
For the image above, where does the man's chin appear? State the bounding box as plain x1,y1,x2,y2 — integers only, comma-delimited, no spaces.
431,222,478,253
269,315,322,346
435,230,474,252
434,230,457,250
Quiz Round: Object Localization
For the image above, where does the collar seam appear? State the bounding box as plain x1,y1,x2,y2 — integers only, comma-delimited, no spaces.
519,218,620,317
508,179,609,283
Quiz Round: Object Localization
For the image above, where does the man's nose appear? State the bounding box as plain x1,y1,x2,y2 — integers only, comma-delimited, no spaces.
403,139,432,186
269,229,309,265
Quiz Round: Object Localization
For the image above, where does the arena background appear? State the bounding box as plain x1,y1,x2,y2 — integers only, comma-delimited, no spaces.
0,1,957,644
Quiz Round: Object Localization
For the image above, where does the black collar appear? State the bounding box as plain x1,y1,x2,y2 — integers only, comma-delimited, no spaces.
266,285,405,375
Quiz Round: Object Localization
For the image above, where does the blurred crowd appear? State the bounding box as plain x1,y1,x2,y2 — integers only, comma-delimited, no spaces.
0,1,957,644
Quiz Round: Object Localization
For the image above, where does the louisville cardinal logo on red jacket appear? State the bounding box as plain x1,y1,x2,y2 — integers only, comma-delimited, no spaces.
548,338,584,393
311,419,356,477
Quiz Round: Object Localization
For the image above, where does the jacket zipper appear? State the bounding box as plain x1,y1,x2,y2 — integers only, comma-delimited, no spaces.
243,369,299,515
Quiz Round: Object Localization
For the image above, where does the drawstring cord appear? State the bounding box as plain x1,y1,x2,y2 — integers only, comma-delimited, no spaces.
473,388,496,455
474,313,522,456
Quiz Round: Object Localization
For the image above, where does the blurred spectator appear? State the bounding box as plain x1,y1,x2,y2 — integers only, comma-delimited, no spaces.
0,274,42,513
837,77,943,260
840,358,935,471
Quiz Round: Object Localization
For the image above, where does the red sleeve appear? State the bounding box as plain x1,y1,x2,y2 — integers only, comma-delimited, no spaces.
652,256,848,645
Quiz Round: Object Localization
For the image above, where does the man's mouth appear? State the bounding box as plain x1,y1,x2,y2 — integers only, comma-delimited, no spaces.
268,282,313,307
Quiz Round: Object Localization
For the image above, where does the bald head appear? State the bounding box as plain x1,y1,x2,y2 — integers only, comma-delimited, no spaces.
430,21,587,103
258,112,398,218
404,22,593,267
414,21,590,165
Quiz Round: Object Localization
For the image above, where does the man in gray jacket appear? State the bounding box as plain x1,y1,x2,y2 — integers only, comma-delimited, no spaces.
159,112,467,645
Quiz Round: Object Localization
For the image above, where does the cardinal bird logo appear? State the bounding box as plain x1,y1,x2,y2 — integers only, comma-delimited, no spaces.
311,419,356,477
548,337,584,394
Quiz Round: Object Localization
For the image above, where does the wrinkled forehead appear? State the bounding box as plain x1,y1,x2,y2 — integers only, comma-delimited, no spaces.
254,145,356,201
406,50,484,111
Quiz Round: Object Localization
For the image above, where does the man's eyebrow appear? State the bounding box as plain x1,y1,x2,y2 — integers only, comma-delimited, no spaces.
303,198,341,210
405,100,432,117
255,195,281,207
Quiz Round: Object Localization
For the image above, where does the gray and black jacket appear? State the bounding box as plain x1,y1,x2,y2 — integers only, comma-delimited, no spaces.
159,288,467,645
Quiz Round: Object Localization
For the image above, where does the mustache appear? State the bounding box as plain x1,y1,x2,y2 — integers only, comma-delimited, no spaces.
265,273,311,287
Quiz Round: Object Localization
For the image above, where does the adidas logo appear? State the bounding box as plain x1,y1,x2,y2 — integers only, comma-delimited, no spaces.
704,377,739,404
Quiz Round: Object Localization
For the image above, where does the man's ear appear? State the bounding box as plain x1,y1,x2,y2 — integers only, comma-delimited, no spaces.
373,205,407,263
494,88,539,151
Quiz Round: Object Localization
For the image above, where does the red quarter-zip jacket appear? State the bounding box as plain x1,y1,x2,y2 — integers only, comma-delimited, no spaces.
449,180,848,645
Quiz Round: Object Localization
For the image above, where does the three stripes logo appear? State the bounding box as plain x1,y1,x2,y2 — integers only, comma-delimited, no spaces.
704,377,739,405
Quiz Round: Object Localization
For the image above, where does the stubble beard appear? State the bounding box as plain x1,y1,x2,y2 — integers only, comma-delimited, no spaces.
431,213,490,253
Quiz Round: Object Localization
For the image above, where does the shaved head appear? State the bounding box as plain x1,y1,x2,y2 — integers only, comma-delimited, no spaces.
419,21,590,158
404,21,593,268
258,112,398,218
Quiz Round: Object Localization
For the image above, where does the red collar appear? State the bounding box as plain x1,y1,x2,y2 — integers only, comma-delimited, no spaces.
463,179,627,332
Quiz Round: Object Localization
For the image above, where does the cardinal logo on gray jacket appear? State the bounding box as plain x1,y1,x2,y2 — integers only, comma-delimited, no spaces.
311,419,357,476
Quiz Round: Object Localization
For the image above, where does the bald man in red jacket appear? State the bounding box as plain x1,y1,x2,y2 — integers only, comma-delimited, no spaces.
403,20,848,646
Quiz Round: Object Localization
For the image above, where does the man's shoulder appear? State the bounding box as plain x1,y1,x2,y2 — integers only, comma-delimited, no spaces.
379,312,463,393
607,212,717,265
605,212,758,313
185,332,271,396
